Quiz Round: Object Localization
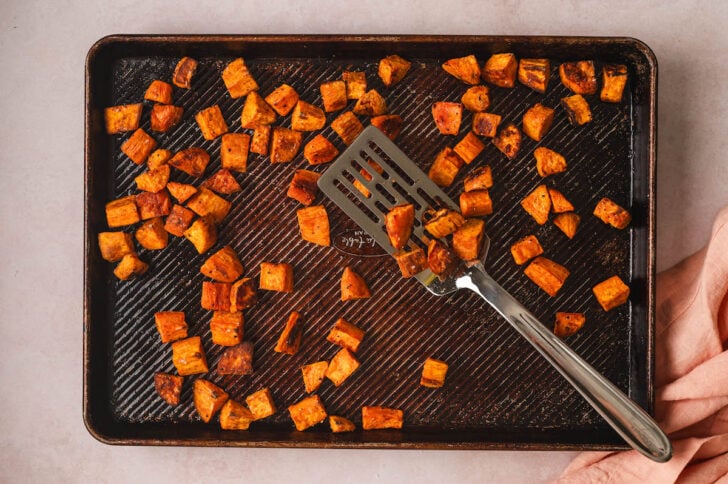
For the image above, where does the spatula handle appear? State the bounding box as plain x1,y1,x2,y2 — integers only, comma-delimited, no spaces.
456,265,672,462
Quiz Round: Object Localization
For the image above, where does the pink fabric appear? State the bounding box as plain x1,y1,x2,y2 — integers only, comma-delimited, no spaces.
557,207,728,483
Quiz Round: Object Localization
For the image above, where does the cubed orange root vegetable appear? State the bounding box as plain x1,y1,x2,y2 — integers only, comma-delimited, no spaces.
301,361,329,393
195,105,229,140
265,84,299,116
520,184,551,225
325,348,360,386
341,266,371,300
424,208,465,238
548,188,574,213
320,80,347,112
274,311,303,355
246,388,277,420
459,190,493,217
171,336,209,376
150,105,184,132
287,169,321,206
193,379,228,423
135,217,168,250
559,61,597,95
461,85,490,112
291,100,326,131
270,127,303,163
534,147,567,177
454,132,485,164
297,205,331,246
362,406,403,430
592,275,630,311
173,57,198,89
518,59,550,93
370,114,403,140
169,147,210,177
420,357,449,388
593,197,632,229
201,281,232,311
428,147,464,187
331,111,364,145
288,395,328,431
561,94,592,126
524,257,570,297
393,248,428,278
442,55,481,85
452,219,486,261
343,71,367,99
230,277,257,311
220,399,255,430
385,204,415,250
98,232,135,262
432,102,463,135
104,104,142,134
222,58,258,98
113,254,148,280
216,341,253,375
210,311,244,347
183,216,217,254
304,135,339,165
326,318,365,353
353,89,388,116
122,128,157,165
378,55,411,87
553,212,580,239
554,312,586,337
154,373,183,406
427,239,457,276
522,103,555,141
154,311,188,343
492,124,521,159
481,53,517,87
509,235,544,265
329,415,356,433
203,169,241,195
463,166,493,192
259,262,294,293
601,64,628,103
220,133,251,173
241,92,276,129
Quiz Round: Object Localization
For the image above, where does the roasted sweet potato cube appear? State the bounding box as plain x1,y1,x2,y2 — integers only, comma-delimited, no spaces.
453,132,485,165
442,55,480,85
136,190,171,220
172,57,198,89
510,235,544,265
220,399,255,430
274,311,303,355
241,92,276,129
201,282,232,311
393,248,428,278
260,262,294,293
187,187,231,224
291,101,326,131
461,85,490,113
195,105,228,140
492,123,522,159
482,53,517,88
534,147,567,177
464,166,493,192
378,55,411,87
548,188,574,213
154,373,183,406
301,361,328,393
601,64,628,103
222,58,258,98
353,89,388,116
230,277,257,311
147,149,172,169
331,111,364,145
113,253,148,280
453,219,486,261
559,61,597,95
201,246,244,282
343,71,367,99
471,112,502,138
150,105,184,132
320,81,347,112
524,257,570,297
460,190,493,217
518,59,550,93
327,318,365,353
521,184,551,225
171,336,208,376
169,147,210,177
250,125,271,155
424,208,465,238
270,127,303,163
104,104,142,134
265,84,300,116
135,165,170,193
553,212,580,239
297,205,331,246
164,204,195,237
352,160,383,197
216,341,253,374
385,203,415,250
554,312,586,337
98,232,135,262
427,239,457,276
325,348,360,386
122,128,157,165
154,311,188,343
144,79,173,104
362,406,403,430
135,217,168,249
183,216,217,254
594,197,632,229
428,147,464,187
432,102,462,135
341,266,371,300
167,183,197,204
203,169,241,195
105,196,139,228
370,114,403,140
421,357,448,388
593,275,630,311
304,135,339,165
220,133,250,173
523,103,555,141
246,388,276,420
289,395,328,431
287,169,321,206
329,415,355,433
562,94,592,126
193,379,228,423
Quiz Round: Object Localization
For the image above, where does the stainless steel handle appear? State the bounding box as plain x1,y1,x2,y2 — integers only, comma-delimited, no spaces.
456,265,672,462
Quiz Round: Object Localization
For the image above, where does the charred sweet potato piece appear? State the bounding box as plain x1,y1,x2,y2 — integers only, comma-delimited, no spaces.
164,204,194,237
98,232,135,262
304,135,339,165
136,190,171,220
427,239,457,276
222,58,258,98
200,246,244,282
154,373,183,406
534,147,567,177
352,160,383,197
454,131,485,164
219,399,254,430
147,149,172,169
548,188,574,213
171,336,208,376
343,71,367,99
193,379,228,423
135,165,170,193
420,357,448,388
370,114,403,140
341,266,371,300
270,127,303,163
217,341,253,374
482,53,517,88
183,216,217,254
471,112,503,139
201,282,232,311
104,104,142,134
559,61,597,95
320,80,347,112
154,311,188,343
210,311,244,347
562,94,592,126
150,105,184,132
169,147,210,177
453,219,486,261
553,212,580,239
301,361,328,393
593,275,630,311
385,203,415,250
288,395,328,431
331,111,364,145
195,105,229,140
187,187,231,224
113,254,148,280
122,128,157,165
522,103,555,141
265,83,299,116
378,55,411,87
325,348,360,386
461,85,490,113
230,277,257,311
250,125,271,155
220,133,250,173
241,92,276,129
287,169,321,206
167,182,197,204
459,190,493,217
246,388,277,420
442,55,481,85
393,248,428,278
510,235,544,265
144,79,173,104
520,184,551,225
601,64,628,103
593,197,632,229
329,415,356,433
432,102,462,135
135,217,168,250
105,196,139,228
291,100,326,131
259,262,294,293
353,89,388,116
362,406,403,430
424,208,465,238
203,169,241,195
297,205,331,246
554,312,586,337
172,57,198,89
524,257,570,297
327,318,365,353
518,58,550,93
463,166,493,192
274,311,303,355
428,147,464,187
492,123,522,160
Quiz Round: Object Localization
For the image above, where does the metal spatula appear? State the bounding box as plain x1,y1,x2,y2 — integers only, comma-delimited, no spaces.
318,125,671,462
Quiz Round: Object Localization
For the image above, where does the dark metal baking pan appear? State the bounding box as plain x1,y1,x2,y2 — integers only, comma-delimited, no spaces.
84,35,656,448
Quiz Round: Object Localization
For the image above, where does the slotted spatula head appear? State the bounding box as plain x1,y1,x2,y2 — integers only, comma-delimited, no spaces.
318,125,490,296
